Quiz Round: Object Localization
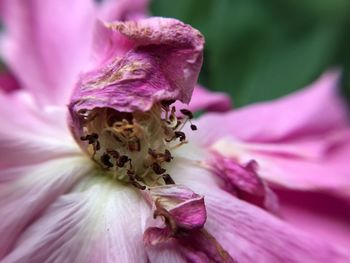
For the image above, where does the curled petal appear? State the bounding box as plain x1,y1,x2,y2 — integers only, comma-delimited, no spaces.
70,17,204,115
208,153,279,213
144,185,206,245
144,184,235,262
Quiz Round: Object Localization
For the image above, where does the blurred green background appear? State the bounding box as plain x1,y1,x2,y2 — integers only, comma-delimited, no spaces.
151,0,350,107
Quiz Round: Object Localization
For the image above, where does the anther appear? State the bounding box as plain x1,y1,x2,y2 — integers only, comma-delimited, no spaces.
100,153,113,168
80,133,99,144
127,169,135,180
132,182,146,190
148,148,158,159
180,109,193,119
152,163,166,175
162,174,175,184
117,155,129,168
106,149,120,159
190,124,197,131
163,149,173,162
174,131,186,142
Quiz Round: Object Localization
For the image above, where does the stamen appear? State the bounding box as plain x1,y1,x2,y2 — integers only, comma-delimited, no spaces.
78,101,197,189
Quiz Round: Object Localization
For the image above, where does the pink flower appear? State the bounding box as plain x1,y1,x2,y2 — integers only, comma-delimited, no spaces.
0,1,349,262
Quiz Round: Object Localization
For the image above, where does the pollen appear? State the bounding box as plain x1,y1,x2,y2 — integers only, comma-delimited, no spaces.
78,102,196,189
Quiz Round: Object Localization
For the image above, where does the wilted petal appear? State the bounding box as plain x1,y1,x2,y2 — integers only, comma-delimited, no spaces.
193,70,348,145
174,84,232,113
0,0,95,105
0,156,93,259
144,184,235,262
70,17,204,115
3,176,150,263
144,185,206,245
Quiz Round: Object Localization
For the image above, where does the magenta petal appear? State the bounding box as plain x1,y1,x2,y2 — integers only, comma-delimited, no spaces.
191,70,350,193
277,189,350,248
70,17,204,114
174,84,233,113
194,70,348,145
0,0,95,105
0,71,20,93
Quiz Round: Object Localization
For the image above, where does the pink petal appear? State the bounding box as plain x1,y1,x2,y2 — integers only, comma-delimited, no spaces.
0,0,95,105
276,189,350,248
174,84,232,113
0,91,79,168
193,70,348,145
168,144,350,262
70,17,204,115
3,176,150,263
189,70,350,193
211,133,350,193
0,156,93,259
204,190,349,262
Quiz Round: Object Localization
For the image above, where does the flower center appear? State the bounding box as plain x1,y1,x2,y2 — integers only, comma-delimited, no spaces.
78,101,196,189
